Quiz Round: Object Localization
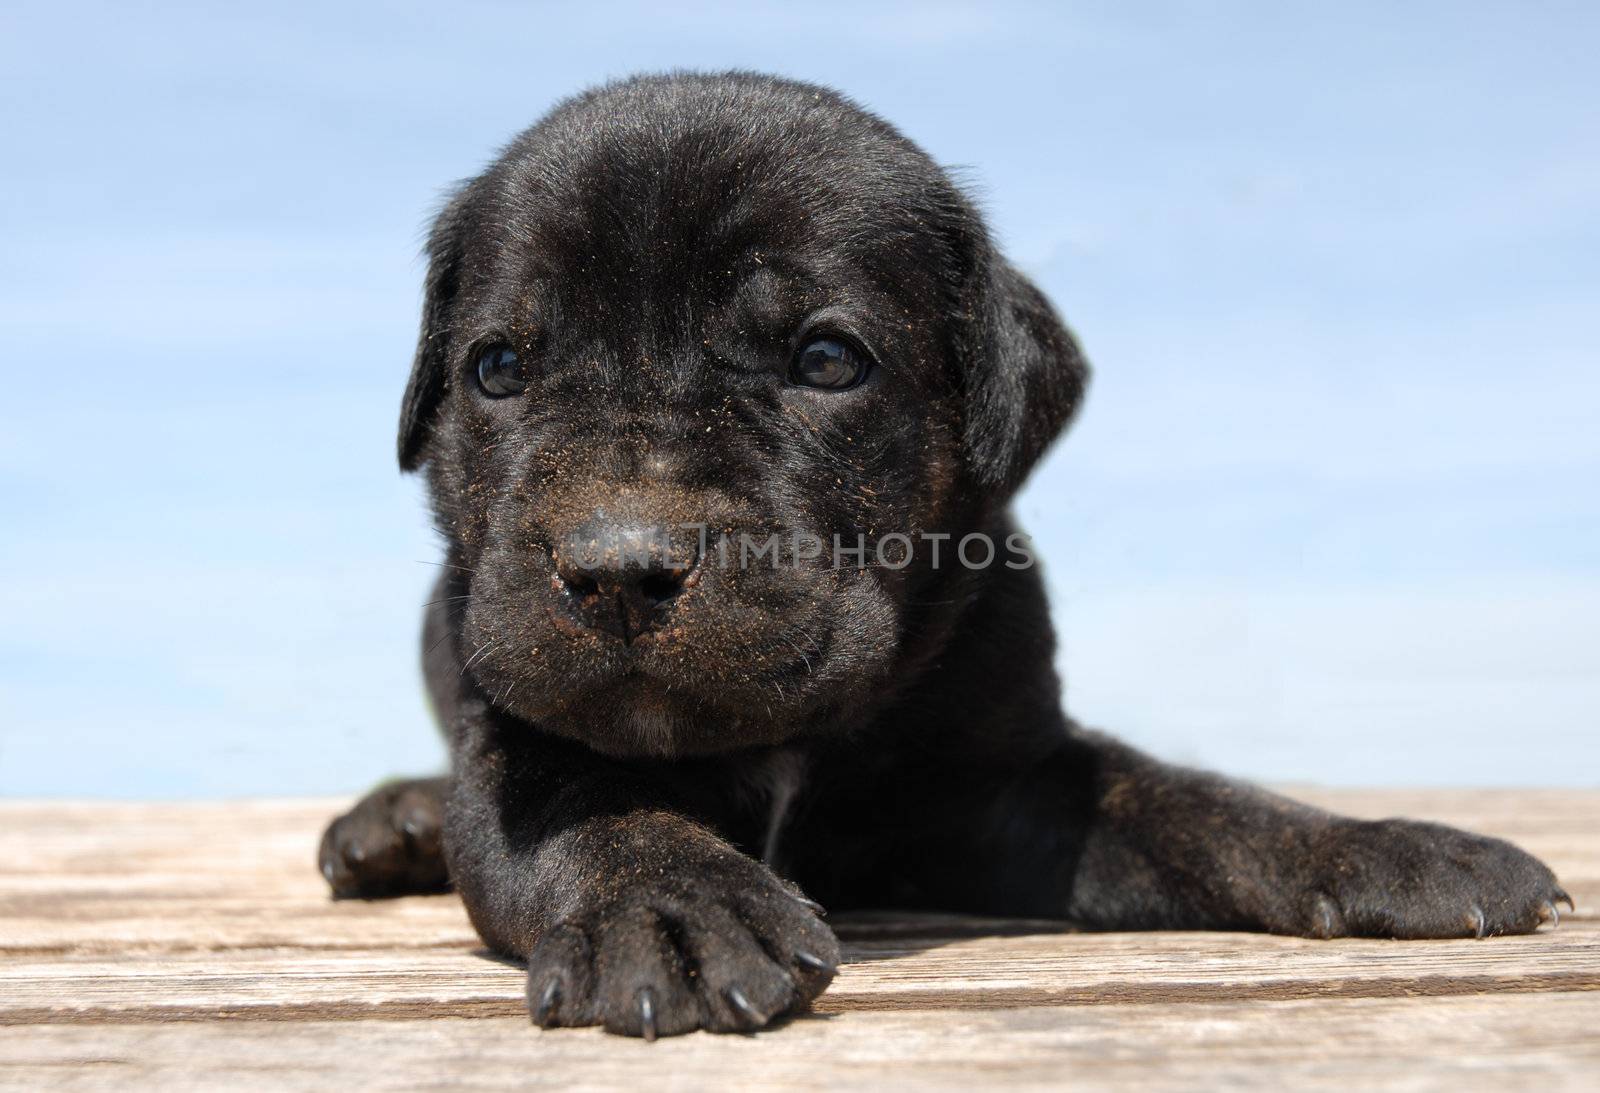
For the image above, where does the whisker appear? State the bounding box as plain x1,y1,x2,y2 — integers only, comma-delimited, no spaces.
417,559,477,575
774,632,815,675
425,625,456,657
791,624,824,657
460,641,496,675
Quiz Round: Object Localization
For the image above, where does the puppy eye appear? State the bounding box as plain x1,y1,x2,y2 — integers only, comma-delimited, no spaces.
475,343,529,397
789,337,868,390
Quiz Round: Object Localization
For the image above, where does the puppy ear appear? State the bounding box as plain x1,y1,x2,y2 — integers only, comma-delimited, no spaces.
398,187,473,472
961,253,1090,496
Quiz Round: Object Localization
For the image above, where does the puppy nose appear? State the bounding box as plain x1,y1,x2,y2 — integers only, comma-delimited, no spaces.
552,523,700,643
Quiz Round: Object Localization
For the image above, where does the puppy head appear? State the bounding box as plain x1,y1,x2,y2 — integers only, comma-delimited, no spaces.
401,73,1087,756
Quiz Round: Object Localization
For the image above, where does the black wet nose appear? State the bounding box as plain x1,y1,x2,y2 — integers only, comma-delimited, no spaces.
552,523,700,643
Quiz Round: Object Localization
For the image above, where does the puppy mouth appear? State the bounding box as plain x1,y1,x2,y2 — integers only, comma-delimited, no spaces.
553,614,834,684
544,599,691,647
491,608,836,720
477,629,838,758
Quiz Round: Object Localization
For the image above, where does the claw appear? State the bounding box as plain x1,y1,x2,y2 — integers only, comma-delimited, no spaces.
532,977,560,1026
1468,905,1487,939
1540,901,1561,930
793,895,827,917
725,986,764,1028
638,987,657,1042
1312,895,1341,939
1556,888,1576,912
794,949,836,975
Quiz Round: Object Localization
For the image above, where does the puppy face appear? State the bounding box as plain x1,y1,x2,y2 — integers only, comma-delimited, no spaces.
401,74,1087,757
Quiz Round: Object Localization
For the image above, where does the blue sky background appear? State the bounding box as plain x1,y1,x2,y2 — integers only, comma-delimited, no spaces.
1,1,1595,796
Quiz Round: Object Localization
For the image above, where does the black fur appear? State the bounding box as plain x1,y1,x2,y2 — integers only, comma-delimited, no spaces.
321,72,1568,1038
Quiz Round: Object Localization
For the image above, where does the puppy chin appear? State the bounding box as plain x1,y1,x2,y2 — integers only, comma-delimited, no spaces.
614,684,695,757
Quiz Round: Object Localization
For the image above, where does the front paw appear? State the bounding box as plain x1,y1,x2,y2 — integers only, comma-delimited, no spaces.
524,858,839,1038
319,778,450,899
1294,818,1570,939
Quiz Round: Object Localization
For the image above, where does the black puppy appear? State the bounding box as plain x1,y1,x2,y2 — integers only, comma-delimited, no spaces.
321,72,1568,1039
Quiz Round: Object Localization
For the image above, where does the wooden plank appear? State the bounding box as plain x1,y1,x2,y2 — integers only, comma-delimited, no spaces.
4,994,1598,1092
0,801,480,955
1,792,1595,1088
3,924,1595,1025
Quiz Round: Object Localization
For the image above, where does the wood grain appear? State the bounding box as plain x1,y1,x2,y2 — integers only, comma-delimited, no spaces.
1,790,1596,1089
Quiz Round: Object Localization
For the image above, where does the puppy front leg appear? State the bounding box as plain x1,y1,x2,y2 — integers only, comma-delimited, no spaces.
447,712,839,1038
1042,732,1570,938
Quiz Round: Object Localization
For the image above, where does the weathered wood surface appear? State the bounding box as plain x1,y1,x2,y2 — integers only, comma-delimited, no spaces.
1,789,1596,1090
